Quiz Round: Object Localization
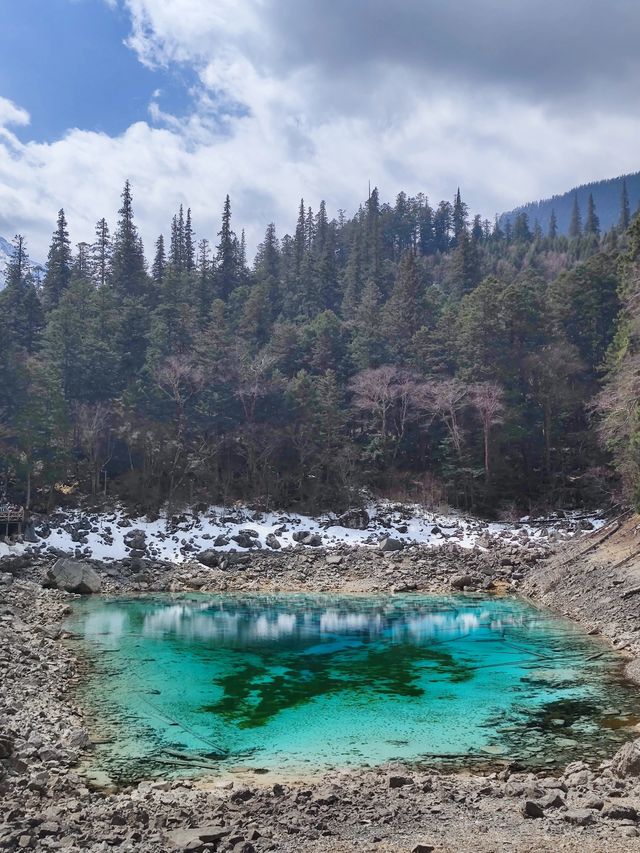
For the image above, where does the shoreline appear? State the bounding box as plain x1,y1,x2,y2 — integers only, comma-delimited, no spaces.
5,531,640,851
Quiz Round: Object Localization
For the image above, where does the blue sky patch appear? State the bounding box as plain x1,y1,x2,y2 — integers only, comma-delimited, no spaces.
0,0,196,142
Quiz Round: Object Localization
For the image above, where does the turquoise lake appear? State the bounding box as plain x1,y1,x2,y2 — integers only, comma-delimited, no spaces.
67,593,640,783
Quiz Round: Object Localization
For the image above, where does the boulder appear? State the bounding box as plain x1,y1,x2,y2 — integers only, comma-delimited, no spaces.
265,533,281,550
231,533,259,549
166,826,229,849
451,574,474,590
388,775,413,788
563,809,595,826
44,558,101,594
337,509,370,530
520,800,544,819
611,737,640,778
197,550,220,568
379,537,404,552
123,529,147,551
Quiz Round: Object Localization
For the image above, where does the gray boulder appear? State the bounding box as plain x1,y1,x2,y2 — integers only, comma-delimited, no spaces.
379,537,404,552
45,558,101,594
611,737,640,778
337,509,370,530
265,533,281,550
197,550,220,568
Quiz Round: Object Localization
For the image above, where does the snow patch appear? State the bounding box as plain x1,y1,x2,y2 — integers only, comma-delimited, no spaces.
0,502,606,563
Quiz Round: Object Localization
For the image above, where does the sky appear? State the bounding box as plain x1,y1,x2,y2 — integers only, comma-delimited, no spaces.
0,0,639,261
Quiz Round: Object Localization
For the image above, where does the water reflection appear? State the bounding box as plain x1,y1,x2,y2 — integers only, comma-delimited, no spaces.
84,595,530,647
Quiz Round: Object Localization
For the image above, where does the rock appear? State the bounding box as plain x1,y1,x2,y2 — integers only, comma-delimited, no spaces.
44,558,101,594
166,826,229,848
411,846,435,853
197,550,220,568
563,809,595,826
214,534,230,547
336,509,370,530
0,734,14,758
232,532,259,549
520,800,544,818
451,574,474,590
239,528,260,538
601,802,638,821
388,775,413,789
326,554,343,566
379,537,404,552
611,737,640,778
265,533,281,550
123,529,147,551
293,532,323,546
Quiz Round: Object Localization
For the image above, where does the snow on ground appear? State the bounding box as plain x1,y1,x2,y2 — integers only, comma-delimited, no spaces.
0,502,607,563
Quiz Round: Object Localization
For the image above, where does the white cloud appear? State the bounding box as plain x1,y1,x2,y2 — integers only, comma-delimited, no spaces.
1,1,639,259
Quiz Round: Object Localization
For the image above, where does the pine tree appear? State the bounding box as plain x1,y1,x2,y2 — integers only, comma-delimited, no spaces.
111,181,147,300
195,238,214,323
110,181,149,376
215,195,238,300
568,193,582,239
0,235,43,354
620,179,631,231
184,207,195,272
152,234,166,284
42,209,72,310
585,193,600,237
383,251,424,360
92,218,111,288
349,279,387,369
452,189,468,247
548,209,558,239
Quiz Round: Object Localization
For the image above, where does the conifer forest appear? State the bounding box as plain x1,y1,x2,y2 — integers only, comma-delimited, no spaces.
2,180,640,516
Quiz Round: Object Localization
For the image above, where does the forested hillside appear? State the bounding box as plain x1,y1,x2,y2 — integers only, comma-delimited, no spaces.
0,181,637,516
501,173,640,238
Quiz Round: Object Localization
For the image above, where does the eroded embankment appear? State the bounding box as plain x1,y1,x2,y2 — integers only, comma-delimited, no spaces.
524,512,640,681
4,535,640,851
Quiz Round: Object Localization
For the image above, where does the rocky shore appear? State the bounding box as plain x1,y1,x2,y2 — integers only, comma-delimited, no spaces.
3,510,640,852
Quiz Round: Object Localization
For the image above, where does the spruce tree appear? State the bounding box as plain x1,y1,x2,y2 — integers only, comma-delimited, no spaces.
620,179,631,231
452,189,468,247
585,193,600,236
92,218,111,288
215,195,238,299
42,209,72,311
548,209,558,239
184,207,195,272
152,234,166,284
568,193,582,239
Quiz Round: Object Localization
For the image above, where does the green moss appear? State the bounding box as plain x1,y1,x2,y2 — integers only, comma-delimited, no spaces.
204,642,473,728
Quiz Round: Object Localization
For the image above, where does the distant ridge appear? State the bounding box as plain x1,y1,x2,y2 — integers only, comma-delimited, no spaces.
500,172,640,236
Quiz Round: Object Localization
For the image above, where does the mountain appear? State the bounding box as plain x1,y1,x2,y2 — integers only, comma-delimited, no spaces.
500,172,640,237
0,235,45,289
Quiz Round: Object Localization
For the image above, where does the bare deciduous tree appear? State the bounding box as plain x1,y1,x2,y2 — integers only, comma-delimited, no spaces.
470,382,505,481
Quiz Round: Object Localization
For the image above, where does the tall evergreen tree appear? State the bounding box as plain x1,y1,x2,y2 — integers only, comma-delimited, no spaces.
184,207,195,272
548,209,558,239
215,195,238,299
451,189,468,246
42,209,72,310
620,179,631,231
568,193,582,239
152,234,167,284
585,193,600,237
92,218,111,288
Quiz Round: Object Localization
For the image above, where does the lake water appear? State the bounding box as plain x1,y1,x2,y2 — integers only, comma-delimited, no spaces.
67,593,640,783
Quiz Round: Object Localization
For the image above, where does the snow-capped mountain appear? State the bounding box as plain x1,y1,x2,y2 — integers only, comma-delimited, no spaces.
0,235,45,289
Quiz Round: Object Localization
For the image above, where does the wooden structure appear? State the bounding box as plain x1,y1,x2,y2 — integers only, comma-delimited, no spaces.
0,504,25,538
